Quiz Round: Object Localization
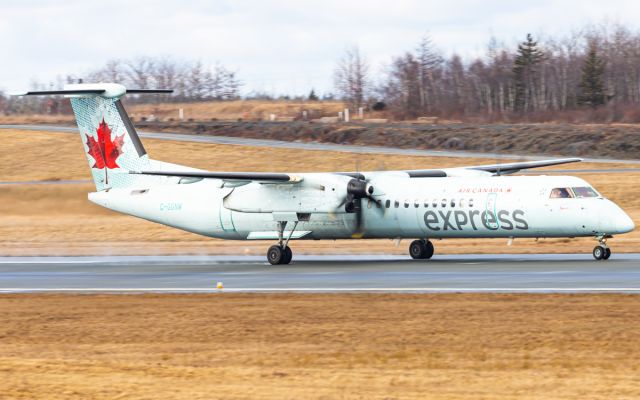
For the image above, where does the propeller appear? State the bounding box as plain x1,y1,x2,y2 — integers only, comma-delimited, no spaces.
338,177,381,237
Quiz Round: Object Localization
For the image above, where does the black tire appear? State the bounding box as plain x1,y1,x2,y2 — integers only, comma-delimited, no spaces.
592,245,605,261
409,240,427,259
424,240,434,259
282,246,293,264
603,247,612,260
267,245,284,265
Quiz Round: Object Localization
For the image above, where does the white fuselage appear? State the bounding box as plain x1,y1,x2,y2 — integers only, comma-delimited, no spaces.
88,173,634,241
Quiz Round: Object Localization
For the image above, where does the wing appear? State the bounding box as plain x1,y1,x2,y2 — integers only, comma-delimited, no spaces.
129,170,301,183
465,158,583,175
131,157,582,183
404,157,583,177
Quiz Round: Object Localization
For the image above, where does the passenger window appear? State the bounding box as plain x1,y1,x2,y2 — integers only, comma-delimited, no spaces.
385,199,391,208
432,199,438,208
450,199,456,208
376,200,381,208
441,199,447,207
469,198,474,208
572,187,599,198
550,188,573,199
394,200,399,208
459,199,465,208
414,199,420,208
424,199,429,208
404,199,410,208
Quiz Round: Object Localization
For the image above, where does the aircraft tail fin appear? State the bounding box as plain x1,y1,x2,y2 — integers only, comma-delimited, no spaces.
16,84,173,191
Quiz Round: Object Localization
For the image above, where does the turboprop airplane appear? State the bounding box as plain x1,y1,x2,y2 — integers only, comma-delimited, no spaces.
16,83,635,264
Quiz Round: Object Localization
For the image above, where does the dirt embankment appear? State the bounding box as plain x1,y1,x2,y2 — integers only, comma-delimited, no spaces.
133,120,640,160
2,293,640,399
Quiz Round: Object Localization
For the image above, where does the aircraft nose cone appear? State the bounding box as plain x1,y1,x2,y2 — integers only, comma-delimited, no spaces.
600,200,635,234
616,211,635,233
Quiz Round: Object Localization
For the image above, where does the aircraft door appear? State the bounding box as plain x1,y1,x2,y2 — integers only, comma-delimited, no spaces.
220,190,236,232
219,204,235,232
485,193,499,229
575,199,592,234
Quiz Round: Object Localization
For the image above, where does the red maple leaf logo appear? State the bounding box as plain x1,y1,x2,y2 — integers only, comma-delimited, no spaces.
85,119,124,185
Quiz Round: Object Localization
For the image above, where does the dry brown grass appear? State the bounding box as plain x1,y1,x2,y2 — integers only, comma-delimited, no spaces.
126,99,346,121
1,293,640,399
2,128,640,256
0,114,75,124
0,100,346,124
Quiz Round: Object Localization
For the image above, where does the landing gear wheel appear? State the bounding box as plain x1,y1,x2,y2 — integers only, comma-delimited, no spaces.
424,240,434,259
267,245,284,265
409,240,434,260
409,240,427,259
592,245,606,261
603,247,612,260
282,246,293,265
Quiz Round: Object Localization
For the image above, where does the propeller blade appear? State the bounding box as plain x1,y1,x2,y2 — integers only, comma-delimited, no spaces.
337,194,349,208
352,198,364,238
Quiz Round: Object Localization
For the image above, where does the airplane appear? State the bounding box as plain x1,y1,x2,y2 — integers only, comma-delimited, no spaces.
15,83,635,264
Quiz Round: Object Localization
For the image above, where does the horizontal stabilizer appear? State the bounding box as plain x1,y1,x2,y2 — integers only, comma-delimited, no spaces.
11,84,172,99
13,89,106,96
126,89,173,94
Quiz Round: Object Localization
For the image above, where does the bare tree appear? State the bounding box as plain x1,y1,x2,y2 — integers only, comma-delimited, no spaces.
415,35,443,113
0,90,7,114
124,57,155,89
333,46,369,109
378,53,421,119
153,57,182,102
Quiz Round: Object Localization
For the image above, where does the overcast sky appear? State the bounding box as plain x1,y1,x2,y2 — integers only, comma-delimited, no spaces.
2,0,639,96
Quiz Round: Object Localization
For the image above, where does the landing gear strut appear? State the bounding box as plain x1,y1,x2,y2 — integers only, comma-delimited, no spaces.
409,239,434,260
593,236,612,261
267,221,297,265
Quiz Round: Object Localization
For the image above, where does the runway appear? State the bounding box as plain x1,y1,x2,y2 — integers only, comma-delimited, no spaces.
1,254,640,293
3,124,640,165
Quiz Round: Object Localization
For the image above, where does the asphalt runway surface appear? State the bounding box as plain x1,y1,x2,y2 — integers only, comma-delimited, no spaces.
3,124,640,165
1,254,640,293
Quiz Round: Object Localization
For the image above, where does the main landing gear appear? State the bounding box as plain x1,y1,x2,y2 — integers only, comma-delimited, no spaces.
409,239,434,260
267,220,298,265
593,236,612,261
267,244,293,265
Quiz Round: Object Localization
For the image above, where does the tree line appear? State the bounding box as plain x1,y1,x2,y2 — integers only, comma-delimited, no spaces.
335,22,640,122
83,57,242,102
1,57,242,114
4,21,640,123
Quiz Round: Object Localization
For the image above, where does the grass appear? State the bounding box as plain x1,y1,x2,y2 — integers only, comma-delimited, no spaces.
1,128,640,256
126,99,346,121
0,99,347,124
1,293,640,399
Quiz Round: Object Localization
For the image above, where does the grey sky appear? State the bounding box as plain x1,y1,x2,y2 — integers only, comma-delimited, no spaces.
1,0,638,95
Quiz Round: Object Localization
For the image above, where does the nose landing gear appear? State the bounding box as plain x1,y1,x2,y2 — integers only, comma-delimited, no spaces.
593,236,612,261
409,239,434,260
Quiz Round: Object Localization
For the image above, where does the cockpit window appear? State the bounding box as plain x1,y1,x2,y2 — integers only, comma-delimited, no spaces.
550,188,573,198
572,187,599,198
